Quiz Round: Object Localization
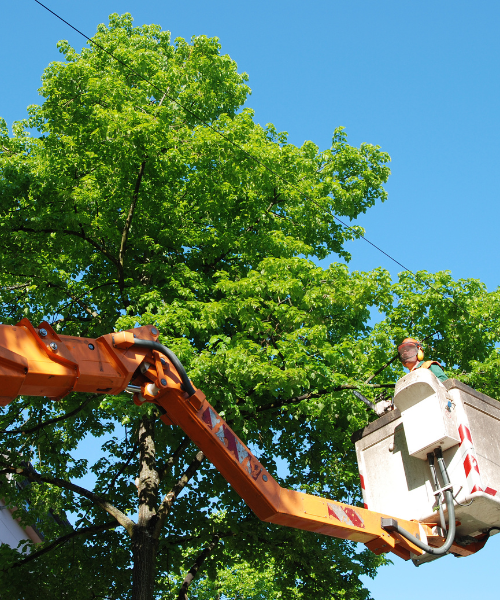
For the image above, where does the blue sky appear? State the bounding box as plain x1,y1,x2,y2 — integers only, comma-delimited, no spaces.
4,1,500,288
2,1,500,597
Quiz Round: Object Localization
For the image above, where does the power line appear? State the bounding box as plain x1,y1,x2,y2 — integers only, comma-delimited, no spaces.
32,2,409,268
32,1,482,348
33,1,281,183
33,2,357,264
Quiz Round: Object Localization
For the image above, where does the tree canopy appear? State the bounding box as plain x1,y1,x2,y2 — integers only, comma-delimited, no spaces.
1,13,499,600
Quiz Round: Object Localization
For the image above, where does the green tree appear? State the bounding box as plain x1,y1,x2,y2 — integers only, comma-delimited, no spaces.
5,12,497,600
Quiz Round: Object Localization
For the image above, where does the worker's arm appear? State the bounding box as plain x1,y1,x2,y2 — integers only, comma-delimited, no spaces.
429,363,448,382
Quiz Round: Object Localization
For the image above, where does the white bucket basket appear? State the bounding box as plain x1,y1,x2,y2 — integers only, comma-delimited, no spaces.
354,370,500,541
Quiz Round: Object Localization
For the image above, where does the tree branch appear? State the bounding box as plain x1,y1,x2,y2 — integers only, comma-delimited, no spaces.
364,354,398,384
13,225,120,270
0,521,116,571
251,390,329,414
176,535,220,600
157,92,168,107
157,435,191,481
64,293,100,320
105,439,139,494
1,465,135,536
245,188,283,233
119,160,146,270
250,383,395,415
1,281,32,291
1,395,99,436
154,450,205,537
164,527,238,548
47,281,115,324
164,533,201,546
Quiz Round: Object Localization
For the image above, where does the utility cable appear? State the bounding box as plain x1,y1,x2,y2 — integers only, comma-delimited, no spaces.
31,3,460,299
34,2,407,274
33,1,279,182
28,4,433,280
32,1,489,365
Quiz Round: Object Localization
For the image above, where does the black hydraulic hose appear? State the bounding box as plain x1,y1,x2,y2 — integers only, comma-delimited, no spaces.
427,452,447,534
132,338,196,397
382,448,456,556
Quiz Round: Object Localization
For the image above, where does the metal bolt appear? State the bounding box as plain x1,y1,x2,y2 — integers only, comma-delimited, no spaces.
151,327,158,335
262,474,268,482
88,343,95,350
160,358,166,366
39,328,48,338
160,379,167,386
49,342,58,351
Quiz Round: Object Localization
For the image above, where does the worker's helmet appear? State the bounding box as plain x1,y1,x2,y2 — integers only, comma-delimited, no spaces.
397,338,424,362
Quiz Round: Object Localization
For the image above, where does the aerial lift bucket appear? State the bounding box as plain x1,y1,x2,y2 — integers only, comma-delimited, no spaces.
354,369,500,564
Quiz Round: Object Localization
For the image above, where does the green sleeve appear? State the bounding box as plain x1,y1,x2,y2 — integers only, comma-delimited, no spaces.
429,363,448,382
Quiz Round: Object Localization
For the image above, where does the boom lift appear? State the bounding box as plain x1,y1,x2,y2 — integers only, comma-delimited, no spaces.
0,319,495,564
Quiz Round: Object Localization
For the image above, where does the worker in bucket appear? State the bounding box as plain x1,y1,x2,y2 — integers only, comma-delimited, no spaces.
397,338,448,382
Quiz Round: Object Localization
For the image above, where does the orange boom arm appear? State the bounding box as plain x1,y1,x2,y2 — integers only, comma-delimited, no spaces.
0,319,431,561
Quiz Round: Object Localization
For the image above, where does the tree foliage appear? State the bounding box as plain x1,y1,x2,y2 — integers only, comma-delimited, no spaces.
1,12,498,600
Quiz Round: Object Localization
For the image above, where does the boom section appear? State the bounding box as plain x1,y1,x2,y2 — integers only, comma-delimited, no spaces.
0,320,429,560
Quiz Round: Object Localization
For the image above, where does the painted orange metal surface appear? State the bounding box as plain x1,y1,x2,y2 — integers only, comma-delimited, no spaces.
154,389,426,560
0,319,453,560
0,320,158,404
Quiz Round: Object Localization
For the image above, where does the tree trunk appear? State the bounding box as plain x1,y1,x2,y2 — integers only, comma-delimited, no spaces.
131,525,159,600
132,415,160,600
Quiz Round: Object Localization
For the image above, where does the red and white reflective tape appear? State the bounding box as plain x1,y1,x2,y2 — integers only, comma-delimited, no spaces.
327,503,365,529
358,470,368,509
448,394,498,497
200,406,264,481
457,422,484,494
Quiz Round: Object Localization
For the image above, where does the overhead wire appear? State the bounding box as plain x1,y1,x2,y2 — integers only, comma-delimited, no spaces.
31,1,487,368
33,0,280,181
23,13,498,561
